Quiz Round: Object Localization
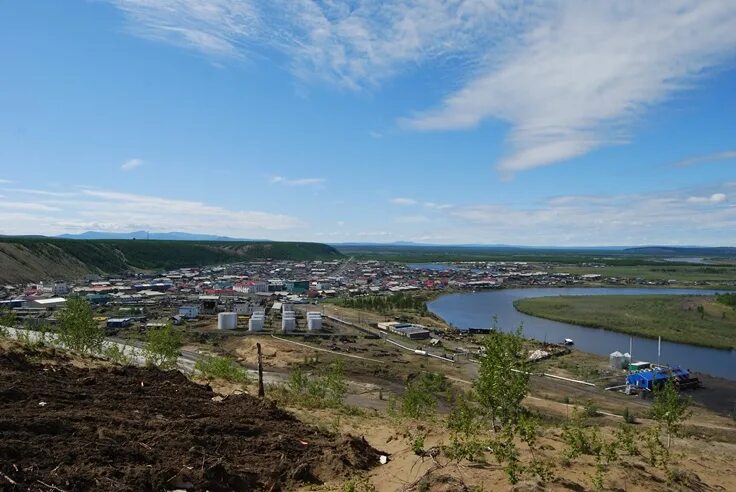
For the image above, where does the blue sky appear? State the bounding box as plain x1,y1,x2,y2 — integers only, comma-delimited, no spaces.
1,1,735,245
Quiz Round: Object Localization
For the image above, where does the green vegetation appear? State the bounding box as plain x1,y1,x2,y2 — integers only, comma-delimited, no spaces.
195,355,250,384
144,324,182,369
276,360,349,409
398,372,448,419
650,378,692,449
514,295,736,349
56,297,106,353
334,292,429,314
717,293,736,308
103,343,133,365
0,237,341,283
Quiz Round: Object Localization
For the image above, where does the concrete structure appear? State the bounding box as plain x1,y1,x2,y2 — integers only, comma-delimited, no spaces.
377,321,430,340
178,305,199,319
217,312,238,330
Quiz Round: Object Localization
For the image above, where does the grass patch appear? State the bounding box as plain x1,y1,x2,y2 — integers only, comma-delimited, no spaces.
515,295,736,349
195,355,250,384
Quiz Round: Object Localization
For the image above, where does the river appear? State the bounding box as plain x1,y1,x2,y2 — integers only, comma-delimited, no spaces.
427,287,736,380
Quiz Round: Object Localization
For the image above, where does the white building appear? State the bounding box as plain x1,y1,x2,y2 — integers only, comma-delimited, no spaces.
178,305,199,319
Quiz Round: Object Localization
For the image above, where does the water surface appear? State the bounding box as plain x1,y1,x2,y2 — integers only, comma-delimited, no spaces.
428,287,736,380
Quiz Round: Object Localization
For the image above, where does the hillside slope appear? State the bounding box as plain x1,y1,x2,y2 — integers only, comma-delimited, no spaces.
0,238,341,284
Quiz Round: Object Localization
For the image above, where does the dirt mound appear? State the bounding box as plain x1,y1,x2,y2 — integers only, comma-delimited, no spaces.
0,349,381,491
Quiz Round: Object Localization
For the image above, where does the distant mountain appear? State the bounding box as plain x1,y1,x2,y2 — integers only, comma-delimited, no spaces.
624,246,736,256
57,231,253,241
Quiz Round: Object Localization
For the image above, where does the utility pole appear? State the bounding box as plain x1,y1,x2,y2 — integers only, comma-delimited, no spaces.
257,343,265,397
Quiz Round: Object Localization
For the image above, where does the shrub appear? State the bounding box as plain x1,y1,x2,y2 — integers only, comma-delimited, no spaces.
399,372,448,419
145,324,182,369
282,360,348,409
103,343,132,365
622,407,636,424
195,355,250,384
56,297,105,353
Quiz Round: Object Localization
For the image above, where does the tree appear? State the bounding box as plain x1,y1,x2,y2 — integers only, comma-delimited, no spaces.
650,378,692,449
56,297,105,353
145,324,182,369
474,327,530,430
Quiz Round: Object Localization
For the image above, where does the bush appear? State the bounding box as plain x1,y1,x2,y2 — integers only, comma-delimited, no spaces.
145,324,182,369
195,355,250,384
56,297,105,353
282,360,348,409
399,372,448,419
103,343,132,365
622,407,636,424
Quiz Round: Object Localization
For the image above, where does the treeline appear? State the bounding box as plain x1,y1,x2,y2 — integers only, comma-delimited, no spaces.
335,293,428,314
717,293,736,308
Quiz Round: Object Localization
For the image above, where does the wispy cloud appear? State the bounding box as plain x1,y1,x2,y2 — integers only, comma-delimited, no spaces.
686,193,727,204
673,150,736,168
423,201,453,210
121,158,144,171
0,202,60,212
0,179,14,184
0,186,303,236
270,175,325,187
106,2,736,175
446,186,735,245
390,197,417,206
406,3,736,175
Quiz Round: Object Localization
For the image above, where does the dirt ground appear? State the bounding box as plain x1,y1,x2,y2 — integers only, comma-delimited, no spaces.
0,346,380,491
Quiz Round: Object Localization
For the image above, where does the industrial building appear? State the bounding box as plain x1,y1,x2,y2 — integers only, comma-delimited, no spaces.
377,321,431,340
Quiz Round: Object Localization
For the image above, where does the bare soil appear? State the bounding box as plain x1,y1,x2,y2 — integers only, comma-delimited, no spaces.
0,346,380,491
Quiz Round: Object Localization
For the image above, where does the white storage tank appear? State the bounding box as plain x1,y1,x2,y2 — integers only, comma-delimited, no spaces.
609,351,624,369
306,312,322,331
282,314,296,332
218,312,238,330
249,315,264,332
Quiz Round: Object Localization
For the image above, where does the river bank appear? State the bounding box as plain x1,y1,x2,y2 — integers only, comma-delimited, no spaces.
514,294,736,350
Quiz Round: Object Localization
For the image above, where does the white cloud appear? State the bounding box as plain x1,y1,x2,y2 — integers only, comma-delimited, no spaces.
673,150,736,168
423,201,453,210
270,175,325,186
0,179,14,184
121,158,144,171
405,2,736,174
109,2,736,175
390,197,417,206
0,187,304,236
0,202,61,212
444,186,735,245
687,193,727,204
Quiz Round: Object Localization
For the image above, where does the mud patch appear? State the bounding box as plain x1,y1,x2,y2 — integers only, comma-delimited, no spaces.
0,349,380,491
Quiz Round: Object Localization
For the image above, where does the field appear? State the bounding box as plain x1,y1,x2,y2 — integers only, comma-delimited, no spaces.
514,295,736,349
0,238,341,283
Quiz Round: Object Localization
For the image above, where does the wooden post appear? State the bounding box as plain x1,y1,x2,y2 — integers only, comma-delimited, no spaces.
257,342,265,398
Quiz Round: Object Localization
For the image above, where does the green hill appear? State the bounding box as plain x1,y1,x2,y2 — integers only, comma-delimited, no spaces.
0,238,341,284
